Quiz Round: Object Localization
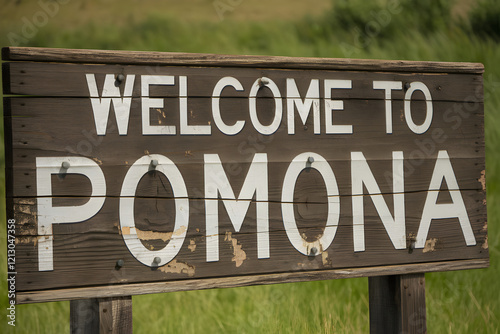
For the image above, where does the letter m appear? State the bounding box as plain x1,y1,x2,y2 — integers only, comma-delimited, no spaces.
205,153,269,262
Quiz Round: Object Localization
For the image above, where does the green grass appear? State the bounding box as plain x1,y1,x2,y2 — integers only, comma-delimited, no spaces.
1,0,500,332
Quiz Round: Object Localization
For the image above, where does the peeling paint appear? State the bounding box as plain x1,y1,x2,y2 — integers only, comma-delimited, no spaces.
225,232,247,267
15,203,34,216
185,150,193,157
482,236,488,250
482,222,488,232
15,236,38,246
478,170,486,191
188,239,196,252
423,238,438,253
92,157,103,165
158,260,195,277
144,150,150,155
135,229,173,242
321,251,330,266
17,198,36,205
121,225,186,242
483,198,487,205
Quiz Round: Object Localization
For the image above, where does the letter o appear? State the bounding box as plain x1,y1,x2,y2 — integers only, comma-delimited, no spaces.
281,152,339,255
249,77,282,135
404,82,433,134
119,154,189,267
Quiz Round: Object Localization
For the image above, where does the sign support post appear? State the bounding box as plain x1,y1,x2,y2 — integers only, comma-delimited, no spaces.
369,274,426,333
70,297,132,334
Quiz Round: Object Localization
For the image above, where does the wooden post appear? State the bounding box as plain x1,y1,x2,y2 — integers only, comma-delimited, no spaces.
369,273,426,334
70,297,132,334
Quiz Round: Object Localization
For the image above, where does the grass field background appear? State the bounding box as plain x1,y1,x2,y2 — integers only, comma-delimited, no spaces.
1,0,499,332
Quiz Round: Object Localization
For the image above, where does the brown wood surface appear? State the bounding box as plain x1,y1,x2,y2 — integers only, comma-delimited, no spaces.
1,47,484,74
4,96,485,199
18,259,487,304
3,49,487,304
98,297,133,334
369,274,427,334
11,191,488,292
70,299,100,334
3,62,483,102
70,297,132,334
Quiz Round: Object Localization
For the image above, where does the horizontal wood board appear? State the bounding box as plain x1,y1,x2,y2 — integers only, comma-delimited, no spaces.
2,47,488,303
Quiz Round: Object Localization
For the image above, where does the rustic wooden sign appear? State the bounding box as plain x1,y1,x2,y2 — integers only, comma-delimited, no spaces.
2,47,488,304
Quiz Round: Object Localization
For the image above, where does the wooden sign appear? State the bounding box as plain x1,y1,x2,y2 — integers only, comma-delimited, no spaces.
2,47,488,304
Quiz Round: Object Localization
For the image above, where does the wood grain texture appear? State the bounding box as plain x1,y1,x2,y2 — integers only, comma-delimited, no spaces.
4,96,485,199
11,190,487,293
98,297,133,334
70,297,132,334
2,47,484,74
3,62,483,101
70,299,99,334
369,274,426,334
17,259,487,304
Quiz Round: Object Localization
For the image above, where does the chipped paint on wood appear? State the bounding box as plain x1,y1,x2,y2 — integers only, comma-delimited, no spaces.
121,225,187,242
322,251,331,266
423,238,438,253
188,239,196,252
225,232,247,267
482,236,488,250
15,236,39,246
158,260,195,277
478,170,486,191
92,157,103,165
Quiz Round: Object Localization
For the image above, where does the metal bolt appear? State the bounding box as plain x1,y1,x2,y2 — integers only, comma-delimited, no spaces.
150,159,159,168
153,257,161,265
259,77,269,86
404,82,411,90
116,259,124,268
116,74,125,83
408,240,415,254
307,156,314,164
310,247,318,256
61,161,70,169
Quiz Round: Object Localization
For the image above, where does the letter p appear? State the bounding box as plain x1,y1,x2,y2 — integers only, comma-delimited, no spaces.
36,157,106,271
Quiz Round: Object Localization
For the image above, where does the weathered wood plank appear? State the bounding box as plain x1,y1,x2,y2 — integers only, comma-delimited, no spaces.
1,47,485,74
17,259,488,304
3,62,483,101
4,96,485,199
98,297,133,334
369,273,426,334
70,297,132,334
12,191,487,292
70,299,100,334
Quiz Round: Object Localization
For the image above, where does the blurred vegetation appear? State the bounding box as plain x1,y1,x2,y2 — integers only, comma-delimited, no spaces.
469,0,500,41
1,0,499,333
